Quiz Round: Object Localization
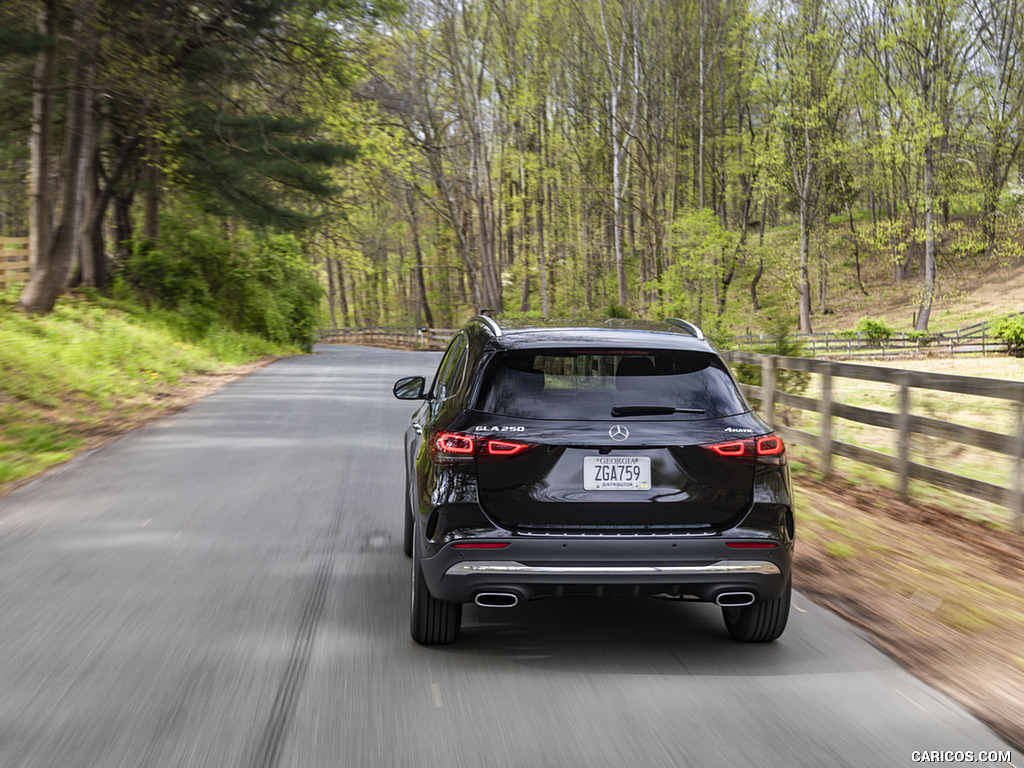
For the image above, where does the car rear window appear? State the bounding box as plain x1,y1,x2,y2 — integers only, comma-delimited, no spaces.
476,349,748,420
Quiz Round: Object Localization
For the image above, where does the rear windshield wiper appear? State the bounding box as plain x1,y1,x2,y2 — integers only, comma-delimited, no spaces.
611,404,706,417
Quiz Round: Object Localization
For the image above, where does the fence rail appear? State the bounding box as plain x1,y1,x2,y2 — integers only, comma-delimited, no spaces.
317,326,454,350
735,315,1022,358
722,350,1024,533
0,237,29,290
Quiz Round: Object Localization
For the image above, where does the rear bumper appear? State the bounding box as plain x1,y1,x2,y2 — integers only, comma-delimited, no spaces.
447,560,780,576
420,537,792,604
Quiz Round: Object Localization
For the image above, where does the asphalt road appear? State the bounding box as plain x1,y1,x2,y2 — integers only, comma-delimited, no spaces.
0,345,1015,768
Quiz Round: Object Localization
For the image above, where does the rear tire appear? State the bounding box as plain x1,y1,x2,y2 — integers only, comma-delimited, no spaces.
410,538,462,645
722,578,791,642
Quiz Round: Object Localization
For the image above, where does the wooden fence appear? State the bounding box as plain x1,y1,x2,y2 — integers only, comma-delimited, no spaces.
0,237,29,290
723,350,1024,533
321,323,1017,359
317,326,454,350
735,316,1020,359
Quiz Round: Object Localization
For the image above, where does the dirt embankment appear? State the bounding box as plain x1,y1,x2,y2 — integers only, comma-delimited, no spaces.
793,474,1024,750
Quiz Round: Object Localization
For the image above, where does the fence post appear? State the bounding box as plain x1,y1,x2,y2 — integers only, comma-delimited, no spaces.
898,374,911,501
820,364,833,476
761,356,776,428
1015,401,1024,534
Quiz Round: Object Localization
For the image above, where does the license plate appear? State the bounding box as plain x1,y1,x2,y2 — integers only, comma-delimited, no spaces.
583,456,651,490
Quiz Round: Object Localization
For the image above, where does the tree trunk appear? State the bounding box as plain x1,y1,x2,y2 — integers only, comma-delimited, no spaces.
798,201,813,334
751,195,767,311
537,105,549,316
21,0,97,314
28,0,56,278
114,190,133,262
845,199,868,295
405,188,433,328
916,140,937,331
79,141,97,287
325,253,338,329
335,257,350,326
698,0,706,210
143,143,161,243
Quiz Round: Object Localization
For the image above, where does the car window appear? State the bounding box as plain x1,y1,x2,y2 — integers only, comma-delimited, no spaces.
476,349,748,420
432,335,469,403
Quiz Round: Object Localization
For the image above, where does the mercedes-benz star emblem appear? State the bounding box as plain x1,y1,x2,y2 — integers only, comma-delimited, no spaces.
609,424,629,442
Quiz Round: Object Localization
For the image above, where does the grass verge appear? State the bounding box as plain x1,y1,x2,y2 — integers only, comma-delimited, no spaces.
0,290,299,492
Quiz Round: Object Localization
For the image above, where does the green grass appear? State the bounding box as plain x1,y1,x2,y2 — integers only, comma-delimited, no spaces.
0,290,299,491
824,541,857,560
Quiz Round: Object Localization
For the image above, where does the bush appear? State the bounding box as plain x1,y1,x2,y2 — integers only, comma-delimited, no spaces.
733,311,809,396
854,316,894,340
704,323,737,352
115,210,321,350
992,316,1024,357
606,301,631,319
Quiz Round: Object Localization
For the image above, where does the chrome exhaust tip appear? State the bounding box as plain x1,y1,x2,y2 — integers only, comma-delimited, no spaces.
474,592,519,608
715,591,756,607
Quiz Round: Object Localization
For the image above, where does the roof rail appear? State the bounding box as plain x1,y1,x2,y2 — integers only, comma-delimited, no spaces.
470,314,502,336
664,317,705,340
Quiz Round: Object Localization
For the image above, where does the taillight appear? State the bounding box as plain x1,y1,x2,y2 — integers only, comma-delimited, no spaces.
486,439,529,456
704,435,786,465
430,431,531,464
434,432,475,455
709,440,750,457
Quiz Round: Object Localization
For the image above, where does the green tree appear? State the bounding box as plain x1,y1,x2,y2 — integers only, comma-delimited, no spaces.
966,0,1024,258
762,0,849,333
857,0,973,330
3,0,391,314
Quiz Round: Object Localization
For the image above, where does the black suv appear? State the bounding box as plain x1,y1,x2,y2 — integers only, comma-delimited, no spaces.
393,317,794,645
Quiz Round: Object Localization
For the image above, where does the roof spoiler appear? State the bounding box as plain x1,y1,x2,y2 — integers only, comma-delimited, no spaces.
664,317,705,340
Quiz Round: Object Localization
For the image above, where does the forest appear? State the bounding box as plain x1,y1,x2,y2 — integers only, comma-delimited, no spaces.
2,0,1024,344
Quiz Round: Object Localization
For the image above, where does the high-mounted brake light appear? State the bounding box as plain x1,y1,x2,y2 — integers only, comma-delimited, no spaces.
704,435,786,464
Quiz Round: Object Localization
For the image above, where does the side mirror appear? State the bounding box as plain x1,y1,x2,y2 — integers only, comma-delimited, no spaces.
393,375,427,400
